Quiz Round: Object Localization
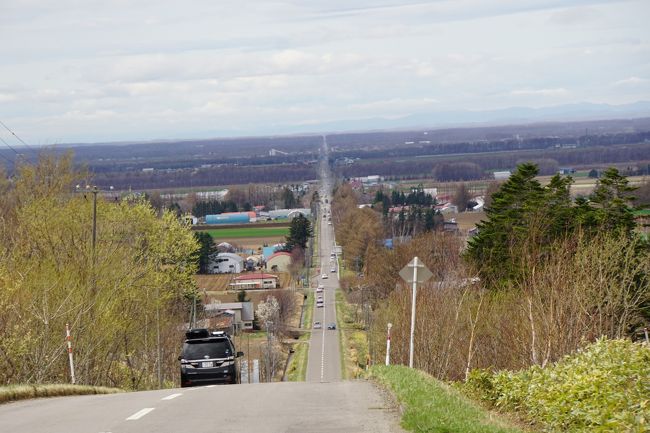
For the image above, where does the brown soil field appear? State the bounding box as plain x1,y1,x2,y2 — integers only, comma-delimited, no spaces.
226,236,286,250
195,272,293,291
452,211,486,231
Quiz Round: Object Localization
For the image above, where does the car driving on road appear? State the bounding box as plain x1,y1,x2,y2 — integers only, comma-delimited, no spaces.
179,329,243,387
313,321,322,329
321,274,328,279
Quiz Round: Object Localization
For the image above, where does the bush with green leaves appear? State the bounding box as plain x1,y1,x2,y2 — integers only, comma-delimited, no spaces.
465,338,650,432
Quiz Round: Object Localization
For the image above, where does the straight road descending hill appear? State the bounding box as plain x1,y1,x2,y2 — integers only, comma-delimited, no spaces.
306,135,342,383
0,382,403,433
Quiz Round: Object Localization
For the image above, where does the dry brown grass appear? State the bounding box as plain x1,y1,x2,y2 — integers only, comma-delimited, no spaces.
453,211,486,231
0,384,122,404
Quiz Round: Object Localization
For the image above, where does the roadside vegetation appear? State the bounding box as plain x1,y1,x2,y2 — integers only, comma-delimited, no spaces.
465,338,650,433
335,291,369,379
330,162,650,431
285,334,310,382
368,365,526,433
0,384,122,405
0,154,199,390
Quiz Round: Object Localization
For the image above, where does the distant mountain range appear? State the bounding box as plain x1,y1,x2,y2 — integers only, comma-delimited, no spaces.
284,101,650,135
46,101,650,148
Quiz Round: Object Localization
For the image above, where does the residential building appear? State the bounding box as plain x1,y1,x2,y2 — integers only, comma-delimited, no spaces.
266,251,292,273
204,301,254,332
229,273,279,290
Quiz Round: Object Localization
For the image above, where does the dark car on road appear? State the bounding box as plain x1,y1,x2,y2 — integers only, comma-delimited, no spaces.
179,329,243,387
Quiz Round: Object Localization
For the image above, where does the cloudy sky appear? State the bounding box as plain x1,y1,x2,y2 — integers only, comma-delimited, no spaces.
0,0,649,143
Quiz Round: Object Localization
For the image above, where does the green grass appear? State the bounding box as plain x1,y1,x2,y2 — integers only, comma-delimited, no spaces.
302,289,314,329
335,291,369,379
0,384,122,404
368,366,527,433
335,290,349,380
202,226,289,239
286,335,310,382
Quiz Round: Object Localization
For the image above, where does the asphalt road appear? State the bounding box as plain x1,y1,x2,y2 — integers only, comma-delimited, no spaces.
0,136,405,433
306,136,342,383
0,381,404,433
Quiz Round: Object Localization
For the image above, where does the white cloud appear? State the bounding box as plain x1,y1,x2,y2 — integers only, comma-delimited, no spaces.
613,76,649,87
510,88,569,97
0,0,648,142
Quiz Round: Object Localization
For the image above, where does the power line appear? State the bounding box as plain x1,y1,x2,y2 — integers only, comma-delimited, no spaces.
0,119,34,149
0,119,40,159
0,134,19,154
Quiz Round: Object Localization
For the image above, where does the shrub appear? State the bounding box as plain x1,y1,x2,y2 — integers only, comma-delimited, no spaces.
465,338,650,432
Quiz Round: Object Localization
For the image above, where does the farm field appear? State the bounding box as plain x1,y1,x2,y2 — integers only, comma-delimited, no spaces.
202,226,289,239
453,211,486,231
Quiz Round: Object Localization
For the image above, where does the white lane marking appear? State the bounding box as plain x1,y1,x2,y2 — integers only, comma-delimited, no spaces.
321,295,326,382
205,384,215,388
126,408,155,421
161,393,182,400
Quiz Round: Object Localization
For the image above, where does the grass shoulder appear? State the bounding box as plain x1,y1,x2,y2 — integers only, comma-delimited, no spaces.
0,384,122,405
286,333,311,382
367,365,528,433
335,290,369,379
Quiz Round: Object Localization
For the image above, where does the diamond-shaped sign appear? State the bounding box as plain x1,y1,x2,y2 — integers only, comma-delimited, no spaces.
399,257,433,284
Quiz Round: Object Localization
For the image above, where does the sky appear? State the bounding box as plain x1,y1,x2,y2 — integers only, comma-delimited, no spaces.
0,0,649,144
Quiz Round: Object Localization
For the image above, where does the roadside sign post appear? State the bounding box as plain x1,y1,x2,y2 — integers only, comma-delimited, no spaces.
385,323,392,366
399,257,433,369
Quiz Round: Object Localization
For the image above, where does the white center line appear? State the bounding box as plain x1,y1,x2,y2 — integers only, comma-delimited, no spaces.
126,408,155,421
161,393,182,400
321,296,326,382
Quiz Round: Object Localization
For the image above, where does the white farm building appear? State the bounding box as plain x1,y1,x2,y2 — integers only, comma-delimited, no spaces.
208,253,244,274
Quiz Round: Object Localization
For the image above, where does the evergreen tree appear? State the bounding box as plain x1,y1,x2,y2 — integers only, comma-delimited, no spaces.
587,167,637,235
284,214,313,250
193,231,215,274
466,163,556,285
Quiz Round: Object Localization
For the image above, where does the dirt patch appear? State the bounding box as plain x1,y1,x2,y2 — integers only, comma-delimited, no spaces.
452,211,486,231
227,236,287,250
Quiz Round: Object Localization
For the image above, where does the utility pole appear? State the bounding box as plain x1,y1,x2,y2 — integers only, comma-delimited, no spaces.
156,285,162,388
91,186,98,263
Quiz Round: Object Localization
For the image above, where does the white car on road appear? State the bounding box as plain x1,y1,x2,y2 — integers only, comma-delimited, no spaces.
321,274,328,279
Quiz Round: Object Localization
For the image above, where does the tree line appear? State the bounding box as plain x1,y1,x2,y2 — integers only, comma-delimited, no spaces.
336,142,650,181
0,154,199,389
331,163,649,381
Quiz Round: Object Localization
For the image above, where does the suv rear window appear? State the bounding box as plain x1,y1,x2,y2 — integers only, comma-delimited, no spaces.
182,339,232,360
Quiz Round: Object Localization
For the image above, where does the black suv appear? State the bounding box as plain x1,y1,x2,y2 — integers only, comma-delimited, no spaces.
179,329,244,387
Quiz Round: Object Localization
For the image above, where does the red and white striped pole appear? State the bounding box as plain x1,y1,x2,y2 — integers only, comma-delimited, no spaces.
385,323,392,366
65,323,76,384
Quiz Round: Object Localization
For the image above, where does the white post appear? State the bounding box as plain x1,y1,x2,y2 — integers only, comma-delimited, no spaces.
409,257,418,368
385,323,392,366
65,323,76,384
